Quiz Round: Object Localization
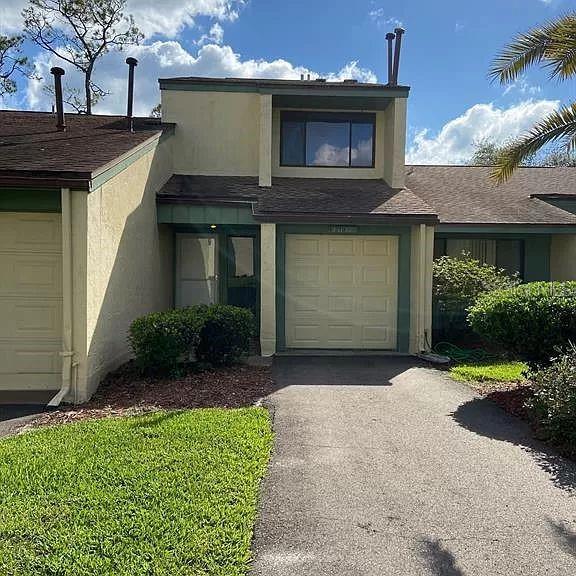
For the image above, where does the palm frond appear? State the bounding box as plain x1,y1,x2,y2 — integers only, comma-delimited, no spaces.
491,103,576,183
490,13,576,84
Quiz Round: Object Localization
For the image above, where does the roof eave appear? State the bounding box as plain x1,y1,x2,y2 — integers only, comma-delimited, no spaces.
253,212,439,224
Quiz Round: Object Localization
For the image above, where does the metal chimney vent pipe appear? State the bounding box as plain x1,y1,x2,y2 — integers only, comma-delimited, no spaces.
386,32,395,85
391,27,405,86
125,57,138,131
50,67,66,131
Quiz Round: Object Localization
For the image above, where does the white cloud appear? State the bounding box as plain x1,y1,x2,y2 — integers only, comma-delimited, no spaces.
369,9,403,29
25,41,377,116
0,0,243,37
197,23,224,46
407,99,560,165
502,75,541,97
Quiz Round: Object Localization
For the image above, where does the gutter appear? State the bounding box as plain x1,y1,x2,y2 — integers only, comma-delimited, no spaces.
48,187,75,407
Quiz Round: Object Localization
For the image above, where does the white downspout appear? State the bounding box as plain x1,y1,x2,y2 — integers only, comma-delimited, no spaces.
49,187,74,407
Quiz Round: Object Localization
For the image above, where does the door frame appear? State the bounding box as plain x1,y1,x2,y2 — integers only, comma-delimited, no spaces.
172,225,261,325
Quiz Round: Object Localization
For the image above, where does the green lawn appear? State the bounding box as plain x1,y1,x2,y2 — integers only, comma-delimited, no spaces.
0,408,273,576
450,360,528,383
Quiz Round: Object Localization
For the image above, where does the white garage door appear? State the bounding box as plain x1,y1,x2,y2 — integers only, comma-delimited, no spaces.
285,234,398,349
0,213,62,390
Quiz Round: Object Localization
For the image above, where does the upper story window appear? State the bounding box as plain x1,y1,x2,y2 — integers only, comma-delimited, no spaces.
280,111,376,168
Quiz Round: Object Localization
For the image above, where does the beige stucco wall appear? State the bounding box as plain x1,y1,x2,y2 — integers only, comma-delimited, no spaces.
161,88,408,186
551,234,576,280
70,137,174,402
161,90,260,176
383,99,407,188
410,224,434,354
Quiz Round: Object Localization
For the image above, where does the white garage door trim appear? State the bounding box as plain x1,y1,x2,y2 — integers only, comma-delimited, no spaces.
285,234,399,350
0,212,63,390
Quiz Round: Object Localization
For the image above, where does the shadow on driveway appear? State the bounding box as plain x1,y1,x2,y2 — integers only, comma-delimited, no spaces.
420,539,466,576
273,355,426,387
452,396,576,493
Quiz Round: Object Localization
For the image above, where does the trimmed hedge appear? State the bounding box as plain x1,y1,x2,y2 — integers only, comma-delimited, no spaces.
196,305,255,366
528,345,576,450
468,282,576,366
129,305,255,375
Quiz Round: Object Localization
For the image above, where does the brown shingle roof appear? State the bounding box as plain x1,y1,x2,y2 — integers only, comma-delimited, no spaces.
0,110,171,188
406,165,576,225
157,175,438,223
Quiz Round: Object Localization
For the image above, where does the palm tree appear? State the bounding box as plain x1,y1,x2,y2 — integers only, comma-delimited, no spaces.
490,13,576,182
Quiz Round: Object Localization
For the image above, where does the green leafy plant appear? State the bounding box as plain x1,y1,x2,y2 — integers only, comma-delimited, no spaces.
433,253,519,342
434,253,519,308
128,308,203,375
489,13,576,182
528,344,576,450
468,282,576,366
129,305,255,375
196,305,255,366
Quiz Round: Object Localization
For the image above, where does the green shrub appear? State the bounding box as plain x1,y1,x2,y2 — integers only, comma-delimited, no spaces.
196,305,255,366
129,308,204,375
528,345,576,449
433,253,519,342
129,305,255,375
468,282,576,366
433,253,519,308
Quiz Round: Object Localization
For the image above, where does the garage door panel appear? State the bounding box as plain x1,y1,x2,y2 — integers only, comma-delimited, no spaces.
362,238,394,256
0,213,61,252
0,341,61,374
328,238,355,256
328,296,354,313
0,253,62,295
0,213,62,390
291,264,321,285
286,234,398,350
291,238,321,256
361,295,391,313
328,265,354,284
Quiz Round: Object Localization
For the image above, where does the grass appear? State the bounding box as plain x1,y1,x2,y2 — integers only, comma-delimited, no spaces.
0,408,273,576
450,360,528,383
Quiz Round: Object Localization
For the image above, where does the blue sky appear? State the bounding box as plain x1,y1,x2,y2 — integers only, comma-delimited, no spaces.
2,0,576,163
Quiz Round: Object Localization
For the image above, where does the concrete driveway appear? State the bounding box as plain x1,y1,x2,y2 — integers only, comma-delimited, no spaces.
251,356,576,576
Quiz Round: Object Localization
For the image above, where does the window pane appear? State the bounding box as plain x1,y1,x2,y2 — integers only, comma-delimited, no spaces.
446,239,497,265
306,122,350,166
496,240,523,277
351,123,374,167
281,121,305,166
230,237,254,278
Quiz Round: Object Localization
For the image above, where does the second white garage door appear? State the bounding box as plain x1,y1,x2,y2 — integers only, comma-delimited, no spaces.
285,234,398,349
0,212,63,390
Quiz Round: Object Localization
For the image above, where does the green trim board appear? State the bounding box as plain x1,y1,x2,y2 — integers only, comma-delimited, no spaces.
159,80,410,99
275,224,411,353
0,188,61,212
437,225,576,234
90,134,165,191
543,198,576,215
158,204,257,225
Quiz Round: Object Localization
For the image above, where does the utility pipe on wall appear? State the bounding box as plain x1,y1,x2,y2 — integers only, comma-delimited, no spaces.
49,188,74,407
418,224,427,353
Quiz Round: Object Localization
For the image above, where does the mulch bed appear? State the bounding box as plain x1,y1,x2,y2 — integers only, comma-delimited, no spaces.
30,362,277,428
467,380,535,420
